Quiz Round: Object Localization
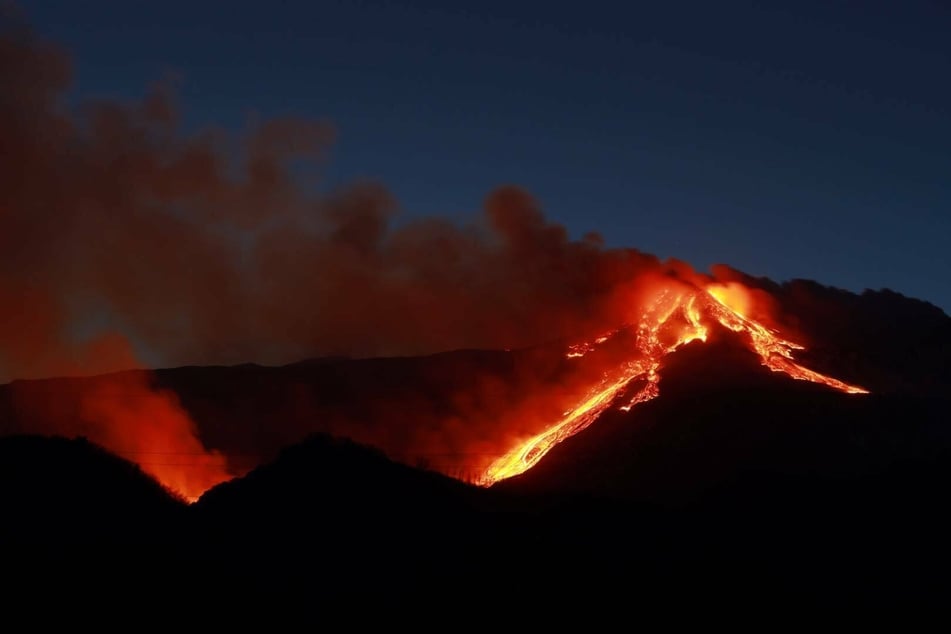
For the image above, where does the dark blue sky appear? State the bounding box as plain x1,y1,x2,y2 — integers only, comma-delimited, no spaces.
22,0,951,313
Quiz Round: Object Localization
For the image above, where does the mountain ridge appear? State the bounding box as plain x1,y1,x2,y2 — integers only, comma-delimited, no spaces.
2,279,950,611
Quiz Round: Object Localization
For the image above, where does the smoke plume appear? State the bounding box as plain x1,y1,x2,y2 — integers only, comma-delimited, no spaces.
1,22,680,383
0,18,732,497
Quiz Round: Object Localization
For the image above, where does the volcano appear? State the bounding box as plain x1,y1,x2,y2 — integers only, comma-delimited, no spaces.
3,275,944,495
5,12,951,619
2,277,951,613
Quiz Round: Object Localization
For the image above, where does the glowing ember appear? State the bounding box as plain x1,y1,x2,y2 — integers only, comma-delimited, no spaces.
477,282,868,486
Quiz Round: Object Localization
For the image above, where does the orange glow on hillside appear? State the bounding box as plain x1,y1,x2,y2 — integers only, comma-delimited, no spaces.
477,281,868,486
79,372,232,502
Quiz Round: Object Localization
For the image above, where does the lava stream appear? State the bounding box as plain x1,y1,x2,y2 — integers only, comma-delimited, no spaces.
477,283,868,486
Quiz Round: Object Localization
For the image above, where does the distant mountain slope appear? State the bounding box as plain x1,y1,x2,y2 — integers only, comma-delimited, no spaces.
714,268,951,394
498,333,951,503
1,281,949,488
0,346,576,481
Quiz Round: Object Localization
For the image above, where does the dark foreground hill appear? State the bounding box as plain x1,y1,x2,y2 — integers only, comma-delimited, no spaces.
182,337,951,610
3,368,950,618
1,284,950,618
0,434,186,542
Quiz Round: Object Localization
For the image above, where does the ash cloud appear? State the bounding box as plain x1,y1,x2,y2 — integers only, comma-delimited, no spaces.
0,22,676,384
1,20,722,495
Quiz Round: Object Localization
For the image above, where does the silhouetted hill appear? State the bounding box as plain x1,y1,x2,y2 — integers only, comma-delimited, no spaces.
1,413,947,613
0,435,194,607
2,283,951,614
187,434,503,600
182,431,703,609
195,433,485,523
0,434,186,542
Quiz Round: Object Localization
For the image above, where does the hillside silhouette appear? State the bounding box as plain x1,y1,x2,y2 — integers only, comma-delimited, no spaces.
1,282,950,615
0,434,186,541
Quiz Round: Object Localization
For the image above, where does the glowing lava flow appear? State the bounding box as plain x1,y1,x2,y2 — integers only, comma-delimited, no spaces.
705,284,869,395
477,283,868,486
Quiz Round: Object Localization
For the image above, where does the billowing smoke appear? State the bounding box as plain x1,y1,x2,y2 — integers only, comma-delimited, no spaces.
0,19,734,497
0,22,680,383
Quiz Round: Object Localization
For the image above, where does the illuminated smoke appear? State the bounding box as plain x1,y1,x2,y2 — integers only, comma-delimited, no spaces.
0,18,868,499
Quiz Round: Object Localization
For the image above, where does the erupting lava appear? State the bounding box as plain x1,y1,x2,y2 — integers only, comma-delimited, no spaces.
477,281,868,486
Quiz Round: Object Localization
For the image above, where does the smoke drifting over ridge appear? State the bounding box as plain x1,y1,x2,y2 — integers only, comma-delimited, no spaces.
6,17,934,501
3,17,738,500
0,21,692,384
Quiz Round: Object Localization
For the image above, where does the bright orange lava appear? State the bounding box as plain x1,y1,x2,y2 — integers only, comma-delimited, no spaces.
477,282,868,486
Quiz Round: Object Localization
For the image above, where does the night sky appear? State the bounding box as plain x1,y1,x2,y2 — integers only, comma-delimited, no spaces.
18,0,951,313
